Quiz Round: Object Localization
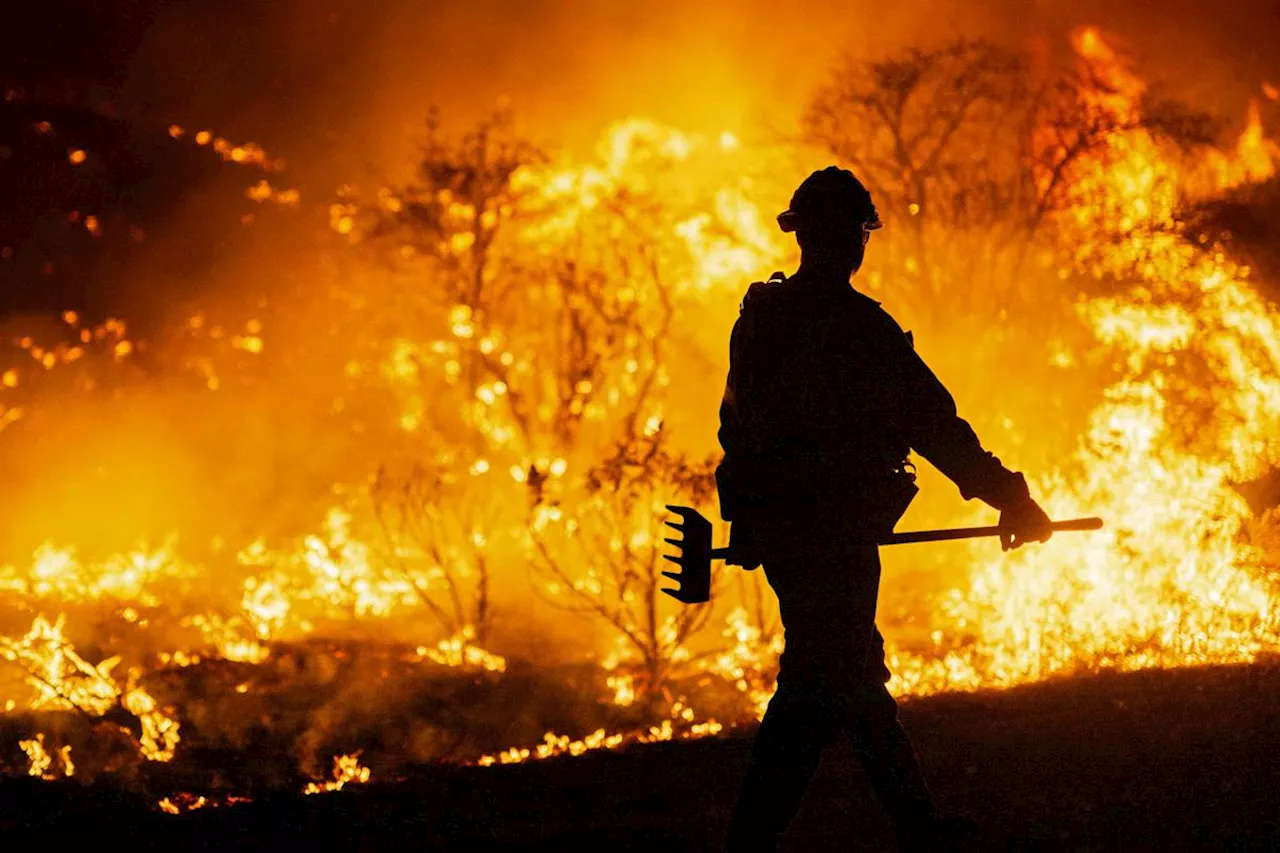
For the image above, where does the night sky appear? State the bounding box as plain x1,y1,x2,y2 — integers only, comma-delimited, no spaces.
7,0,1279,181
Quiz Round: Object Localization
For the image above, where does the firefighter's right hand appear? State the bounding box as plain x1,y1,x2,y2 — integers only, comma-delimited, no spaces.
726,522,763,571
999,496,1053,551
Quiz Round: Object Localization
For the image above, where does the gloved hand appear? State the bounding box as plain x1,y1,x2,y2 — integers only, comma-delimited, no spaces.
726,521,763,571
999,494,1053,551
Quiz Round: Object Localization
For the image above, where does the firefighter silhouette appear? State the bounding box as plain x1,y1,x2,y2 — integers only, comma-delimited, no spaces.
718,167,1053,852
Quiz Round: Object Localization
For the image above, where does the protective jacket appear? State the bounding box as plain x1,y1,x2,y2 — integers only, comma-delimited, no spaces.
715,270,1029,528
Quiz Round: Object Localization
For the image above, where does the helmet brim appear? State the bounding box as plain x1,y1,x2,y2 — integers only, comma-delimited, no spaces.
776,210,800,233
776,210,883,234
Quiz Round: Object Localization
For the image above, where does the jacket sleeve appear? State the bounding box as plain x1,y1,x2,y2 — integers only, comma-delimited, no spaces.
866,309,1031,512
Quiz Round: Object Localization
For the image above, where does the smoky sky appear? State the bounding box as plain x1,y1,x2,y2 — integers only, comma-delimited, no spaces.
8,0,1280,180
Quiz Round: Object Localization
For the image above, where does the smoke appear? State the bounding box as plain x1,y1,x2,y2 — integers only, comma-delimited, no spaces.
77,0,1280,182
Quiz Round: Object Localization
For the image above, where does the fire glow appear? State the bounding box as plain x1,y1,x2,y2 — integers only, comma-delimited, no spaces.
1,28,1278,803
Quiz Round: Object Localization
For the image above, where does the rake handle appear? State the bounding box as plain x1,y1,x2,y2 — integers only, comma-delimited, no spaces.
881,516,1103,545
707,516,1102,557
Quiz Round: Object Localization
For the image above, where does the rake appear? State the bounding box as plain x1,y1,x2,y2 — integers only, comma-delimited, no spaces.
660,505,1104,604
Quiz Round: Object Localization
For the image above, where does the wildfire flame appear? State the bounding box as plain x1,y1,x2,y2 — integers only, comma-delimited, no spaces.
303,752,372,794
1,27,1278,796
1,614,180,763
18,733,72,779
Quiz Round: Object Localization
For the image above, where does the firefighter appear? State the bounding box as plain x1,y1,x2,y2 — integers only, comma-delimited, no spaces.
719,167,1053,852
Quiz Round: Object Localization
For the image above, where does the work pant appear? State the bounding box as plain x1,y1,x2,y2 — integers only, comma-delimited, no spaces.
726,520,938,851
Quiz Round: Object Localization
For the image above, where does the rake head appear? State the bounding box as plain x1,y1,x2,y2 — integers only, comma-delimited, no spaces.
661,504,714,604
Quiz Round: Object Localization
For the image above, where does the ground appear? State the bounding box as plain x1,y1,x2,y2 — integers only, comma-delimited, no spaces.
3,660,1279,851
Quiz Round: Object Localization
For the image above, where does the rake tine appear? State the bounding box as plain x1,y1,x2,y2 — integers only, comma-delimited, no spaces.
659,504,713,605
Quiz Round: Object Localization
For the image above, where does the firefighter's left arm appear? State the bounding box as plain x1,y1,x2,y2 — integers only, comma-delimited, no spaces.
715,315,746,522
865,309,1031,512
718,283,784,568
868,313,1053,548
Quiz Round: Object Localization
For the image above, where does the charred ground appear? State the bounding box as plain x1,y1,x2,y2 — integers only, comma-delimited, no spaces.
5,661,1279,852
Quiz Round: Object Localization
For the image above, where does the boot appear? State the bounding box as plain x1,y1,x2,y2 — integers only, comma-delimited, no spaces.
895,814,981,853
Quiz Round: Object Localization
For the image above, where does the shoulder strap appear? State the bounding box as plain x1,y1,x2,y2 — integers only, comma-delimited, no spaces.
740,270,788,313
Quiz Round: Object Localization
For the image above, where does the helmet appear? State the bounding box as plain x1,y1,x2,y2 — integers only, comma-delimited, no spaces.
777,166,883,234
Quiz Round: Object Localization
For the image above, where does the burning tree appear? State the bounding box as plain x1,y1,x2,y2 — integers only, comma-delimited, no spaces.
336,111,765,711
843,30,1280,694
527,426,719,710
331,108,547,646
802,36,1219,327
